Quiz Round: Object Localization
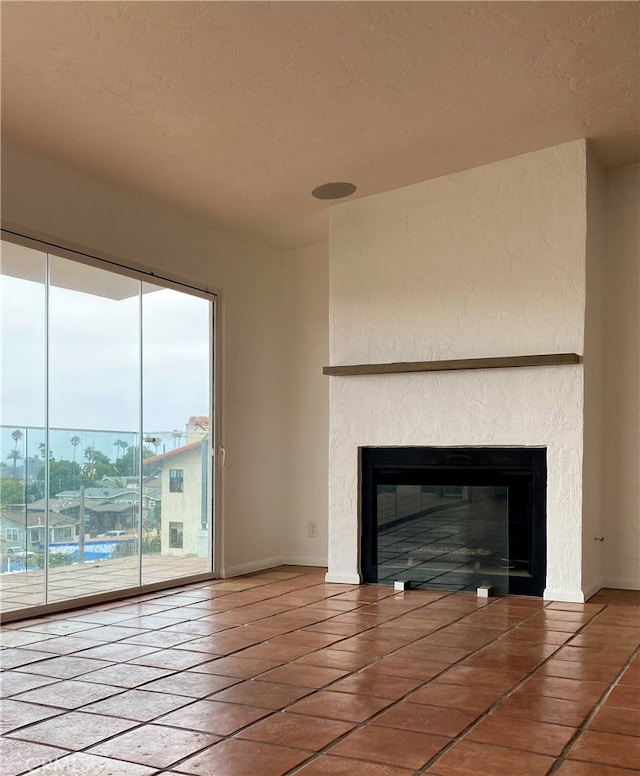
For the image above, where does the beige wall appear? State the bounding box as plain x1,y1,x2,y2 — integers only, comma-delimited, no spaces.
582,151,607,595
281,243,329,566
603,163,640,589
1,141,287,577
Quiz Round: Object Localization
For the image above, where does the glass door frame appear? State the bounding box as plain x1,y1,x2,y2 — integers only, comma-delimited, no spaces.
1,228,221,622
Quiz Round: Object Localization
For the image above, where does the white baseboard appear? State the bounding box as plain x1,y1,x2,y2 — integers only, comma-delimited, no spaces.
582,578,604,602
324,571,362,584
543,588,586,603
220,556,284,579
282,556,327,568
602,576,640,590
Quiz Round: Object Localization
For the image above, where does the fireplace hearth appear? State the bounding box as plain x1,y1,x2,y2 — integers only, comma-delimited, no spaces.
360,446,547,596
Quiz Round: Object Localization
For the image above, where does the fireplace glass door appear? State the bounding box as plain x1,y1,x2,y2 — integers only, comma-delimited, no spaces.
361,447,546,596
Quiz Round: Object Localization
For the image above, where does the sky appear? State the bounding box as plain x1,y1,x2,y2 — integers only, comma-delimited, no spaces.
1,248,211,463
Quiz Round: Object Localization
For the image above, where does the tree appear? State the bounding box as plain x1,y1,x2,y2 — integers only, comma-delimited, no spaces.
11,429,24,446
6,448,23,478
70,435,81,465
0,477,26,507
115,445,155,477
114,439,129,459
38,459,83,497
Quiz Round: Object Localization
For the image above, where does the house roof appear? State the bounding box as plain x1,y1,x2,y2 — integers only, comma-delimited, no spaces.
144,441,204,467
1,2,638,252
1,510,76,529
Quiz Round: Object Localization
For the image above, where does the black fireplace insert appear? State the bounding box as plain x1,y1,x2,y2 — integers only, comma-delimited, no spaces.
360,446,547,596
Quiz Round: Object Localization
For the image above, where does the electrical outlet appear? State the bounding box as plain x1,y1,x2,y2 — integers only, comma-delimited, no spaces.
308,521,319,538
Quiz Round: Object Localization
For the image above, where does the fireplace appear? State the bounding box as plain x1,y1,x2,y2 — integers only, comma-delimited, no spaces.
360,446,547,596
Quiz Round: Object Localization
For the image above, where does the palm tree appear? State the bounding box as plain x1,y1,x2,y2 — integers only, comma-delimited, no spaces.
6,448,23,478
70,435,81,465
11,429,24,447
84,445,96,480
114,439,128,459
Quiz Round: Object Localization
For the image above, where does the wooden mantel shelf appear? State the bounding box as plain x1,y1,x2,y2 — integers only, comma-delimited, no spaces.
323,353,582,377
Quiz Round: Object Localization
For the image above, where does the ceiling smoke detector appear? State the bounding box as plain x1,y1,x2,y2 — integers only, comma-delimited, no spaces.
311,182,357,200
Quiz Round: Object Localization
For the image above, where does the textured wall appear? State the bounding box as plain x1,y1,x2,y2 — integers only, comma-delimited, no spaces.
603,164,640,589
328,141,590,600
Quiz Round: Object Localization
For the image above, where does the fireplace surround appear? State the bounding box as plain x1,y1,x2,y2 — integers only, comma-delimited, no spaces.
360,446,547,596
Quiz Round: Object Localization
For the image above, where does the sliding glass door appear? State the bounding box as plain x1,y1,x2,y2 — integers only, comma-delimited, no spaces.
0,238,215,615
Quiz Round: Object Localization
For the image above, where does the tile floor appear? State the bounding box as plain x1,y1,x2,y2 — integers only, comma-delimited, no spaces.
1,567,638,776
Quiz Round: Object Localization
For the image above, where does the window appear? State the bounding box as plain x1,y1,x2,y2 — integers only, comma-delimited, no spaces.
5,528,19,542
1,236,214,615
169,521,183,548
169,469,184,493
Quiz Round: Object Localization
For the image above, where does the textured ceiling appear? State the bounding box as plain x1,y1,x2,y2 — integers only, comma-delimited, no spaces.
1,1,639,251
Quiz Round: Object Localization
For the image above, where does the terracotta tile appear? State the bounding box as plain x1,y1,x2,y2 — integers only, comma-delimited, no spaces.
83,688,193,720
619,664,640,686
88,724,218,769
538,659,621,683
6,709,138,749
329,672,422,699
210,679,313,709
373,702,478,737
25,635,109,654
567,730,640,770
0,737,67,776
293,754,414,776
436,666,522,692
128,648,212,670
25,752,156,775
554,645,634,666
173,738,309,776
426,740,555,775
232,641,316,662
120,629,200,648
78,662,173,688
0,671,59,697
142,671,239,697
0,649,58,669
365,656,448,682
495,692,593,727
157,699,270,735
589,705,640,737
237,711,354,749
555,761,640,776
466,713,577,755
295,648,375,671
605,684,640,710
0,631,55,648
288,690,393,722
16,655,113,679
0,700,63,734
329,635,402,656
410,683,503,712
12,678,122,709
520,675,608,704
74,642,159,662
328,724,450,769
256,663,348,688
189,655,281,677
